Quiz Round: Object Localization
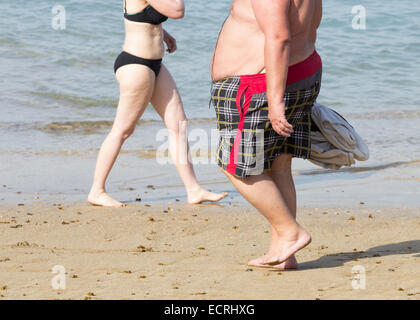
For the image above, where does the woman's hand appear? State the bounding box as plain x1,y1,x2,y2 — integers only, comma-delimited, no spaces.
163,30,177,53
269,101,294,137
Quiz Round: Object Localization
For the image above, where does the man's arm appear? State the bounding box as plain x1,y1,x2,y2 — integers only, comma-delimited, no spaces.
251,0,293,137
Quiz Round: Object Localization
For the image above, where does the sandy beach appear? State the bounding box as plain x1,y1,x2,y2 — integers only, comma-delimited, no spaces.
1,0,419,303
0,202,418,300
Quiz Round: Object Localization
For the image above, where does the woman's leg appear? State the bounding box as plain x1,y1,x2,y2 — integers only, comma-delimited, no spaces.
220,167,311,266
150,65,227,203
248,154,298,269
88,64,155,207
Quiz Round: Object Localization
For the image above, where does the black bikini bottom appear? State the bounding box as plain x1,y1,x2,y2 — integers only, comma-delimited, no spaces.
114,51,162,76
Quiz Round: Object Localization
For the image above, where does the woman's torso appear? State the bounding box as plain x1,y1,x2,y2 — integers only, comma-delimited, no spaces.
122,0,165,59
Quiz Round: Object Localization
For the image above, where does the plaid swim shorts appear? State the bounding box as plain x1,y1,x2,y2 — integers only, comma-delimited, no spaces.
211,52,322,178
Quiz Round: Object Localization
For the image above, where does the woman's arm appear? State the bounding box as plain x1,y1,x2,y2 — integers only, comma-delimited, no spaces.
148,0,185,19
163,29,177,53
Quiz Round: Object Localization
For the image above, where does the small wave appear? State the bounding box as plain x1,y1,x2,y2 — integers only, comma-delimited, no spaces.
0,150,95,157
40,119,217,135
29,91,118,109
43,121,114,133
0,148,214,160
0,117,216,135
50,55,111,68
121,149,158,159
298,160,420,176
123,148,215,160
188,118,217,124
41,120,163,134
0,121,113,134
0,38,25,47
343,110,420,120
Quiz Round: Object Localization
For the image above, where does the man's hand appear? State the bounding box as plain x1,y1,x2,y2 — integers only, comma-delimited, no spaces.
269,101,294,137
252,0,292,136
163,30,177,53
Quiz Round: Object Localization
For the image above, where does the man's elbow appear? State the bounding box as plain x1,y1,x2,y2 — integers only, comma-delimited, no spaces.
175,11,185,19
170,11,184,19
265,36,292,52
169,5,185,19
266,35,292,46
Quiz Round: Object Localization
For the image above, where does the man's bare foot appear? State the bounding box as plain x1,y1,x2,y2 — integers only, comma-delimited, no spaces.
263,227,311,265
88,190,126,208
248,255,298,270
187,187,228,204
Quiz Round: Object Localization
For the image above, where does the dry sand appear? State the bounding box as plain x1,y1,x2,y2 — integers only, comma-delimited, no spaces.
0,202,419,300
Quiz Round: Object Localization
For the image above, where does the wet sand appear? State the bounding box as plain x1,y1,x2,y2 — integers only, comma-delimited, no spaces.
0,203,419,300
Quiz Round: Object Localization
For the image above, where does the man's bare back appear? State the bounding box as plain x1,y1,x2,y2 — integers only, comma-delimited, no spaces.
212,0,322,81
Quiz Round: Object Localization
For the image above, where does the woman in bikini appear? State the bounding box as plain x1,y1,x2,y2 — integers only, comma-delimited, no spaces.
88,0,227,207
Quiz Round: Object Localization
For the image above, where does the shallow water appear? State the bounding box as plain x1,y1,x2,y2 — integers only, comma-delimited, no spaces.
0,1,419,208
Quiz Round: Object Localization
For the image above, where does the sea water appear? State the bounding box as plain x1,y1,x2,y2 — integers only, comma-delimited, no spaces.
0,0,419,207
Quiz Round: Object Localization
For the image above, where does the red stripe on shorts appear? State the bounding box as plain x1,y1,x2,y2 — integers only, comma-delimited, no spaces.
226,50,321,175
227,75,266,175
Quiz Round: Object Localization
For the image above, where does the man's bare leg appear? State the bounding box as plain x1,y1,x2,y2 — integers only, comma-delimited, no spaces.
248,154,298,269
221,168,311,266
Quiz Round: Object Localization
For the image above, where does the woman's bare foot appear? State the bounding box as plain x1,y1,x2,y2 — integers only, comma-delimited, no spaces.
248,255,298,270
88,190,126,208
263,227,311,265
187,187,228,204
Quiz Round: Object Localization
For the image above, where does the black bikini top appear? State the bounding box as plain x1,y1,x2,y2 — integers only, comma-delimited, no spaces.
124,1,168,25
